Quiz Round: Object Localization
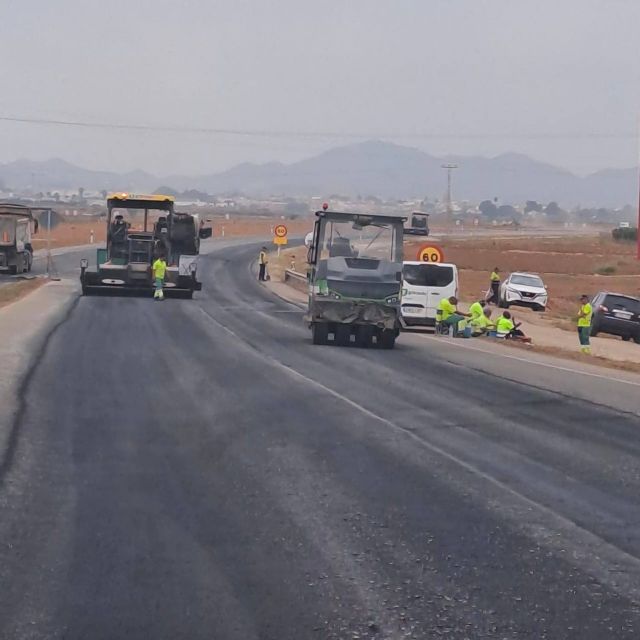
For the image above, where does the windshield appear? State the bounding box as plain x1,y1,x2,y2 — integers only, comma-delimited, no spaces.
0,217,16,245
319,218,400,262
109,207,167,233
510,274,544,287
404,263,454,287
410,215,428,228
603,295,640,314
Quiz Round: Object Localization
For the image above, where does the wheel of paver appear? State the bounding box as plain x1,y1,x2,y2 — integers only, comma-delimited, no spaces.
355,325,373,348
334,324,351,347
379,329,396,349
312,322,329,345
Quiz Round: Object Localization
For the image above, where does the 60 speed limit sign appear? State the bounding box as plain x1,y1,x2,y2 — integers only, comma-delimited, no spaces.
416,244,444,263
274,224,288,238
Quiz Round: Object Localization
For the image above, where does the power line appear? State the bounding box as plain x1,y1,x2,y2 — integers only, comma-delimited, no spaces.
0,114,635,140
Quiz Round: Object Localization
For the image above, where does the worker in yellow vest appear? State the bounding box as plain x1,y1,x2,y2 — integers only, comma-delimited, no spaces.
577,294,593,354
470,307,494,336
258,246,269,281
487,267,501,304
437,296,469,336
468,300,487,320
152,253,167,301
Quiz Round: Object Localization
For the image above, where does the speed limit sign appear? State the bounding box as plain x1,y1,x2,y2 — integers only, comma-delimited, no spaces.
417,244,444,263
274,224,288,238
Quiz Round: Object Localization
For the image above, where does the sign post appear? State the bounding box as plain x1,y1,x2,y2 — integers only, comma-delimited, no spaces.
273,224,288,257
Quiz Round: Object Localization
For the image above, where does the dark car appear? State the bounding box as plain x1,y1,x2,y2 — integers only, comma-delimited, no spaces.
590,292,640,343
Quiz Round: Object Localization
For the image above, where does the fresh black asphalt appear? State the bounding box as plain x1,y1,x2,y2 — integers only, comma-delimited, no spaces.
1,240,640,639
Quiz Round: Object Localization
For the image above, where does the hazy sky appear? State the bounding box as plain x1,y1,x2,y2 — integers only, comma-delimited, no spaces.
1,0,639,176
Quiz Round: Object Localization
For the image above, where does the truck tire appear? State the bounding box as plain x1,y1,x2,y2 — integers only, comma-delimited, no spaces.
355,325,373,348
590,320,600,337
379,329,396,349
312,322,329,345
335,324,351,347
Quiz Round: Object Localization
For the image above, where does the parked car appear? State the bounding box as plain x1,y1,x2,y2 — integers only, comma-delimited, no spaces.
590,292,640,343
499,272,548,311
401,261,458,327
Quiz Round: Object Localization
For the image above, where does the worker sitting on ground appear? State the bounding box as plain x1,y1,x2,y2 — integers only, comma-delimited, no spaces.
437,296,468,336
470,306,494,336
468,299,487,321
496,310,531,342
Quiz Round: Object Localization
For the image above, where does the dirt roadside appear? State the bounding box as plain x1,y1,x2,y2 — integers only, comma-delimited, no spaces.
0,279,44,310
266,236,640,374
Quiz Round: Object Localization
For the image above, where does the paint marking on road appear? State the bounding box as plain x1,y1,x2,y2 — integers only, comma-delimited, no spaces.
196,303,640,604
419,334,640,388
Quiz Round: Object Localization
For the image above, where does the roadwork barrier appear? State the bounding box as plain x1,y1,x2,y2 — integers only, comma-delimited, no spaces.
284,269,307,293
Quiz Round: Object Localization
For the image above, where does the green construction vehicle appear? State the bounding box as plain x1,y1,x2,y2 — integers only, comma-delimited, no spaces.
80,193,212,297
305,209,406,348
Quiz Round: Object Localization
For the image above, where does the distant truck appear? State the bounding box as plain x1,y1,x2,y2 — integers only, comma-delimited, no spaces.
403,212,429,236
0,204,39,274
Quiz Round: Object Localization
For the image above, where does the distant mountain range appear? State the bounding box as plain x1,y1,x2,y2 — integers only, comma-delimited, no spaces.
0,141,636,206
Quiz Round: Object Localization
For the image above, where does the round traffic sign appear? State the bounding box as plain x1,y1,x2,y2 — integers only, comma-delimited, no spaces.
274,224,288,238
417,244,444,263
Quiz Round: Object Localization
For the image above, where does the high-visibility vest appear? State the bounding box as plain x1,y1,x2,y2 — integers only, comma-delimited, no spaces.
578,303,592,327
259,251,267,265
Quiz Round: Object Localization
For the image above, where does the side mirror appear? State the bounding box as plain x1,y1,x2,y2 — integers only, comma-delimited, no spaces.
199,227,213,239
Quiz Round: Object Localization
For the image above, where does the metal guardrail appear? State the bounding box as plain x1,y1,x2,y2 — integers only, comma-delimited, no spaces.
284,268,308,292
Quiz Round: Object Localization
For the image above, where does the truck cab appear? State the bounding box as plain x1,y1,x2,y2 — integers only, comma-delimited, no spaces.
403,212,430,236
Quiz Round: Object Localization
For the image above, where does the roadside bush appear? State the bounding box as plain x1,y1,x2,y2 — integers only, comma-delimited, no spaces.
611,227,638,242
595,265,617,275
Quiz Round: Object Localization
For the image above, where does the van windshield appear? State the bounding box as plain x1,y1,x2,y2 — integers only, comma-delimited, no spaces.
404,263,454,287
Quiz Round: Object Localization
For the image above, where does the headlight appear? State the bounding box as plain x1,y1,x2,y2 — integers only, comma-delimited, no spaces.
385,295,399,304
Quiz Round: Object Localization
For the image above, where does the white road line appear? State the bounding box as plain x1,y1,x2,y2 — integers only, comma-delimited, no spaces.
419,334,640,387
196,304,640,603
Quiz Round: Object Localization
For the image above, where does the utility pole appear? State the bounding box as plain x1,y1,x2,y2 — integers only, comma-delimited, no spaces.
441,163,458,216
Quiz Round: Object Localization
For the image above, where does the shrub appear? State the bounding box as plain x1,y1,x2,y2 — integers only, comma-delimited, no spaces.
595,265,617,275
611,227,638,241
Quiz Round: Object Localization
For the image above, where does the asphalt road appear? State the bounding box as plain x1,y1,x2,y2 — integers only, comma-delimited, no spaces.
1,240,640,639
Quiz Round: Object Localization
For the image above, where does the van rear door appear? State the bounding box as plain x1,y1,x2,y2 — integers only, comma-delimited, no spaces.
402,262,457,321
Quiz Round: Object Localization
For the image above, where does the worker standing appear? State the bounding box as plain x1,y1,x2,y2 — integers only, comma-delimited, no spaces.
577,294,593,354
258,246,268,281
487,267,501,304
152,253,167,301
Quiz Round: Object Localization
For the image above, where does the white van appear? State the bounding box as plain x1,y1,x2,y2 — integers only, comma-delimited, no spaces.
401,261,459,327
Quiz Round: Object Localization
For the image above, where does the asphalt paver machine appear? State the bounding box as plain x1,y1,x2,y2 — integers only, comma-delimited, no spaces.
80,193,211,297
305,210,406,348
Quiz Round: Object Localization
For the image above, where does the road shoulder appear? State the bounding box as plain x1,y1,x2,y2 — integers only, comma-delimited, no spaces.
0,279,79,456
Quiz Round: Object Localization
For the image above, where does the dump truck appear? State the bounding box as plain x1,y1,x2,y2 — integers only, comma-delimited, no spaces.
0,204,39,274
80,193,212,297
305,210,406,348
